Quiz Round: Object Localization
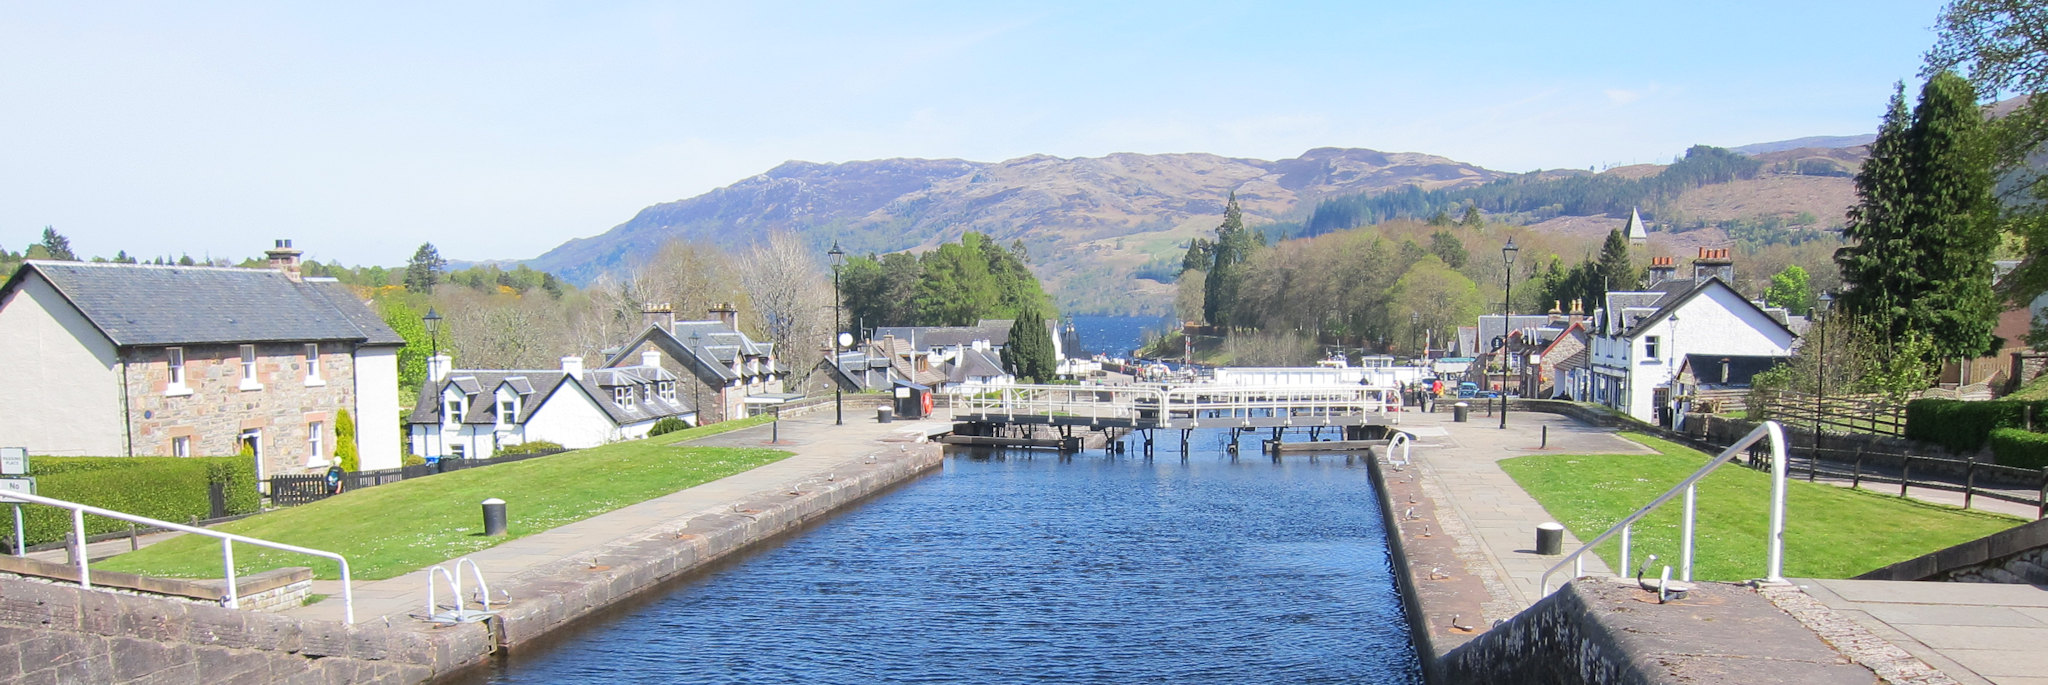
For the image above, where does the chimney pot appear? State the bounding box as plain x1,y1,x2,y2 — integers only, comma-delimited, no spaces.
265,239,304,282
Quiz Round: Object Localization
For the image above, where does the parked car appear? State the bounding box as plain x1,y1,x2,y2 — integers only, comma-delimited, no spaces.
1456,382,1479,398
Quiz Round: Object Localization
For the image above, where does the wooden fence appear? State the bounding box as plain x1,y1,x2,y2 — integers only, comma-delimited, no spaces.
1753,390,1907,437
1738,442,2048,519
267,447,569,507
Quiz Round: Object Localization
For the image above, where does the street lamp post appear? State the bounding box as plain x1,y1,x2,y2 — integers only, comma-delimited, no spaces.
828,242,846,426
1500,237,1518,430
1814,292,1834,464
423,306,443,362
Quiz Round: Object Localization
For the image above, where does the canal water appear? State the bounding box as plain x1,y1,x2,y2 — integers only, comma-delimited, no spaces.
479,434,1422,684
1066,314,1172,359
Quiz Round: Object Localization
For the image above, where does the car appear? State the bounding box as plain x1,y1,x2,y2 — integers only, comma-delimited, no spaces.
1456,382,1479,399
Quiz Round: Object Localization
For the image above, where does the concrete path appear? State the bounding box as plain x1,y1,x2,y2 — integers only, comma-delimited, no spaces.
1800,578,2048,685
282,412,951,624
1398,406,1641,615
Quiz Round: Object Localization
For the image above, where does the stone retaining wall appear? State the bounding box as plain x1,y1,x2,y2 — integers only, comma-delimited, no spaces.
1439,579,1877,684
1858,517,2048,585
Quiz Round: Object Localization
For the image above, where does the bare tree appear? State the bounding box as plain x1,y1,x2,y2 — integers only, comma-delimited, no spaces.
439,289,570,370
634,240,749,322
738,232,831,388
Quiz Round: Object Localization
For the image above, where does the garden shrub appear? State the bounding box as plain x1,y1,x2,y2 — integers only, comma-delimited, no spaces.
649,417,689,437
1905,398,2048,453
334,408,359,472
1989,428,2048,470
10,456,256,549
493,440,565,457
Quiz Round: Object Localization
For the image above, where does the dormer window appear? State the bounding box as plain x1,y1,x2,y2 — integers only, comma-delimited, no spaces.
445,396,464,425
615,387,635,407
658,381,675,401
498,398,517,425
239,344,262,390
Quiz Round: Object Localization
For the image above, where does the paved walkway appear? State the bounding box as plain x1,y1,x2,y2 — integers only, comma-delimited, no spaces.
1800,578,2048,685
1398,406,1639,614
283,412,951,624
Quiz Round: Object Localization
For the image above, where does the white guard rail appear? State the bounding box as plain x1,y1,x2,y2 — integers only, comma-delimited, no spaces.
1,490,356,624
950,383,1397,425
1539,421,1789,595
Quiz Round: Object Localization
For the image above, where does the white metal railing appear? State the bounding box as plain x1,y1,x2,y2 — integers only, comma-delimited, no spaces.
949,383,1397,426
1539,421,1789,595
0,490,356,624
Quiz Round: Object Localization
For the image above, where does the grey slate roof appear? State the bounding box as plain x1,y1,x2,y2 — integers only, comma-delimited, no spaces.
947,348,1010,384
3,261,403,347
408,364,691,427
606,319,782,387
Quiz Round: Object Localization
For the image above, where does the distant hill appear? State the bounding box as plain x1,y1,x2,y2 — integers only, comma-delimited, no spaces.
1730,135,1876,156
529,148,1507,314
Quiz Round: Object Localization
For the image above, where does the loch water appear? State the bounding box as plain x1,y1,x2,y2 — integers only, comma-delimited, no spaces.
481,433,1423,684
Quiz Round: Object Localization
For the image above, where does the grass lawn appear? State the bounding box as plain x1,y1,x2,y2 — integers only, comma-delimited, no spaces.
97,416,785,580
1500,432,2024,581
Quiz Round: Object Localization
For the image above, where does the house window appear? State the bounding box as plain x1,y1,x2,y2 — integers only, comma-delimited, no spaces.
166,348,187,392
1644,336,1660,360
308,421,324,460
450,444,467,460
658,381,675,401
498,398,517,425
615,387,635,407
304,343,323,384
446,397,464,424
171,436,190,458
239,344,261,389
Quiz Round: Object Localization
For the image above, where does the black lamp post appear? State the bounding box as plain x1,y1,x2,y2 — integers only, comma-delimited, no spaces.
1500,237,1518,429
690,330,704,425
423,307,443,362
828,242,846,426
1814,291,1834,462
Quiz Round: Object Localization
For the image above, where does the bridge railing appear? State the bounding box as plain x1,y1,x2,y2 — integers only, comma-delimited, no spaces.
952,384,1166,422
950,383,1397,426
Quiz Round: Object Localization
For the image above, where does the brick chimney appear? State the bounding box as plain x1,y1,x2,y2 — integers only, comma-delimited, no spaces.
266,239,303,282
709,302,739,329
642,302,675,332
1692,248,1734,285
1646,256,1676,286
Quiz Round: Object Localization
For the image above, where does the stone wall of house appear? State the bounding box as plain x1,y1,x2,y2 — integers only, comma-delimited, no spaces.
124,341,358,476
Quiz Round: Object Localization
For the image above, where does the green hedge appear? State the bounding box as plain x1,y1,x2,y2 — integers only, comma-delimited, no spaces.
1904,398,2048,453
648,417,689,437
7,457,258,549
1989,428,2048,470
493,440,565,457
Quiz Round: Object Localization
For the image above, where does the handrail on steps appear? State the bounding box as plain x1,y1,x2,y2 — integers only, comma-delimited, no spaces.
1539,421,1789,596
0,489,355,624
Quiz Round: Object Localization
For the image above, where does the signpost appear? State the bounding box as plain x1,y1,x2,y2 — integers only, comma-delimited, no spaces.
0,476,31,558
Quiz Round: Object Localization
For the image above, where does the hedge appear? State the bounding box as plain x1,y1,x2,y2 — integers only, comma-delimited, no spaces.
1989,428,2048,470
648,417,689,437
6,456,258,549
492,440,564,457
1904,398,2048,453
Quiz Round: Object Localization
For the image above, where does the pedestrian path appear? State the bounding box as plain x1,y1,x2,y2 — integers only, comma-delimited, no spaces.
282,413,950,624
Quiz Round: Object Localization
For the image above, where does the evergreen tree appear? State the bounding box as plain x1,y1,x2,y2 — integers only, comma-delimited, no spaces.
1459,205,1483,228
1001,305,1058,383
38,226,76,261
1595,227,1637,295
1837,73,2002,361
333,408,359,472
1203,193,1262,327
404,243,445,294
1428,230,1469,268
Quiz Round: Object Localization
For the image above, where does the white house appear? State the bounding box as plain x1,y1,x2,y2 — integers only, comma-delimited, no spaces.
1583,249,1798,424
407,351,694,459
945,344,1014,393
0,241,403,477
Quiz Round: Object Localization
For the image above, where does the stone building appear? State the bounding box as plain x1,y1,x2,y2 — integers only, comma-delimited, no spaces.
0,241,404,478
605,304,787,424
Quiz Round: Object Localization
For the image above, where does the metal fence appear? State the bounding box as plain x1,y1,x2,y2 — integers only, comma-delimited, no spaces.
267,447,570,506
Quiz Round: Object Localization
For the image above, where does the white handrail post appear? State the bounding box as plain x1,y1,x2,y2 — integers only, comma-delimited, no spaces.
222,538,240,608
1765,421,1789,583
339,558,355,625
1619,523,1632,577
1680,484,1696,582
72,508,89,590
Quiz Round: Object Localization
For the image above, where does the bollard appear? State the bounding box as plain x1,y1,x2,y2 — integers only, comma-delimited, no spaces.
481,498,507,537
1535,522,1564,555
877,406,893,424
1453,402,1470,423
1541,425,1548,449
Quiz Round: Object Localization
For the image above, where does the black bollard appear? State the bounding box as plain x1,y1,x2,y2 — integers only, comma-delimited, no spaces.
1535,522,1564,555
482,498,507,536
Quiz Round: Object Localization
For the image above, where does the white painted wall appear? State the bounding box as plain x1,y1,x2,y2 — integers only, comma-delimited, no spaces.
0,273,126,455
352,346,401,469
523,384,623,448
1599,286,1796,421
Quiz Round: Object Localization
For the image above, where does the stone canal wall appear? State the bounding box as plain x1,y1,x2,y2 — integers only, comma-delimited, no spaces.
0,439,946,684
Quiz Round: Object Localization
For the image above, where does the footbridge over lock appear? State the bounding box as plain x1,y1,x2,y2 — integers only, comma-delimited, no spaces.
944,382,1406,454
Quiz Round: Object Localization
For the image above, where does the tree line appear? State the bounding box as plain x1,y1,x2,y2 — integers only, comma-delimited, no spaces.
836,232,1054,331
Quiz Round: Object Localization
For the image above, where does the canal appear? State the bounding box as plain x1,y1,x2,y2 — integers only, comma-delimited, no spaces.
475,432,1422,684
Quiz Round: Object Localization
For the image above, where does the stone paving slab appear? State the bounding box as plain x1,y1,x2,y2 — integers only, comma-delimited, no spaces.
1803,578,2048,684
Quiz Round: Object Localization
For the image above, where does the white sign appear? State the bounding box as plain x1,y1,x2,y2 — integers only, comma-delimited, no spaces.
0,447,24,476
0,477,33,504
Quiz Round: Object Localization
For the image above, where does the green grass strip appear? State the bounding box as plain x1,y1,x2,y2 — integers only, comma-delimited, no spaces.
1500,432,2022,581
98,415,786,580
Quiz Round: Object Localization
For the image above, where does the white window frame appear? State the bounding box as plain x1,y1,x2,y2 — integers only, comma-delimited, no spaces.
239,344,262,390
171,435,191,458
498,398,517,426
308,421,324,462
445,394,465,425
615,386,635,407
304,343,325,386
449,444,467,461
1644,336,1660,360
165,347,191,396
658,381,675,401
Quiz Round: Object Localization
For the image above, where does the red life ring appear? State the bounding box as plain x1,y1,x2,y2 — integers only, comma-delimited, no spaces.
920,392,934,416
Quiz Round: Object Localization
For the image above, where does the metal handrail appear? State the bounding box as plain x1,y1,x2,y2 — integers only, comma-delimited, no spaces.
0,489,355,624
1539,421,1788,595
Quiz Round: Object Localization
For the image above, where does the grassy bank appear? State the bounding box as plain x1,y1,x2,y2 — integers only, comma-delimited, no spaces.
99,416,784,580
1500,432,2022,581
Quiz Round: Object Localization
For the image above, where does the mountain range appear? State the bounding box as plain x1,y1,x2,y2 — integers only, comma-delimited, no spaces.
529,138,1871,314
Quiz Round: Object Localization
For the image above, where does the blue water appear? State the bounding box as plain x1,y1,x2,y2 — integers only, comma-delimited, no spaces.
1066,314,1172,359
480,437,1422,684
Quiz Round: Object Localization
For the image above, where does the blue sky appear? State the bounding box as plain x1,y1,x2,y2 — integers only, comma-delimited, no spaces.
0,1,1945,266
